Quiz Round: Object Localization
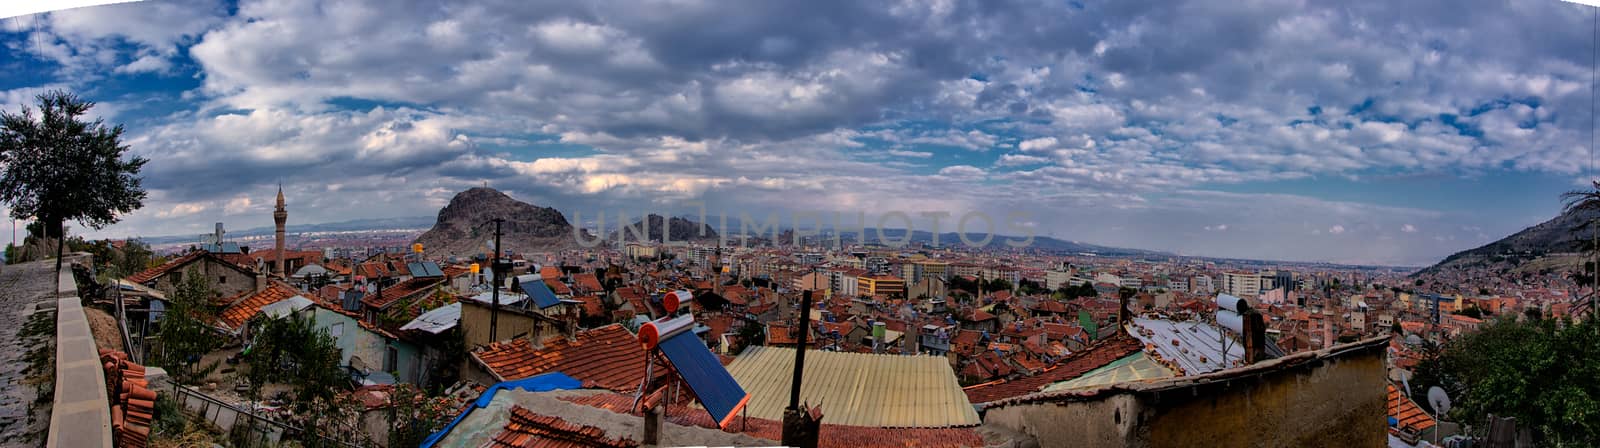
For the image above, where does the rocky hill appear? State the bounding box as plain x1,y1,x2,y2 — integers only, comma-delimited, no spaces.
611,214,718,243
1417,207,1600,275
414,187,582,258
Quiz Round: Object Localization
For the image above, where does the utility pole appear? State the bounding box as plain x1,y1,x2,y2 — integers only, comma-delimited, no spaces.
490,218,505,341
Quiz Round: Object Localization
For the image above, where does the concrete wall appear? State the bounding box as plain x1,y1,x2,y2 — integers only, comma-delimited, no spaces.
983,340,1387,448
48,256,113,448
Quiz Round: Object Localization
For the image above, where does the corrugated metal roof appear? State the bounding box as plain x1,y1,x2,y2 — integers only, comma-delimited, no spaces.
1040,352,1174,393
259,295,315,320
401,302,462,334
726,346,979,428
1127,317,1245,375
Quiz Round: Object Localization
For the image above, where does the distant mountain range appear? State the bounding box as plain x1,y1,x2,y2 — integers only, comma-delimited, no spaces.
1416,207,1600,276
140,216,436,245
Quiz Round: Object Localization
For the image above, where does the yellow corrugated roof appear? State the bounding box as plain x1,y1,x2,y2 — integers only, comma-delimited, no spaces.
725,346,981,428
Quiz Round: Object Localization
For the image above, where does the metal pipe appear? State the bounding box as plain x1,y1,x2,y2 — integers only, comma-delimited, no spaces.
788,289,812,410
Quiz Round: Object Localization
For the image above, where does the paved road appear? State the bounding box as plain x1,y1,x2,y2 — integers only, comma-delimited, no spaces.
0,260,67,446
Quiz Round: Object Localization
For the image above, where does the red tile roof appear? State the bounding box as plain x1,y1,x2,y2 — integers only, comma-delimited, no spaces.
962,335,1143,404
218,249,322,272
544,278,572,295
489,406,639,448
574,295,604,318
217,282,302,332
571,273,602,293
126,251,208,284
361,277,444,309
1387,384,1436,433
561,393,984,448
472,324,651,392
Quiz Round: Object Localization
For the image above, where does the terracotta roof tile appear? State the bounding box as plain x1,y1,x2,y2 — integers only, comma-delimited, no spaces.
471,324,651,392
544,278,572,295
962,335,1143,405
126,251,207,284
1388,384,1436,432
574,295,604,318
571,273,602,293
361,277,444,309
217,282,301,332
489,406,638,448
101,350,155,448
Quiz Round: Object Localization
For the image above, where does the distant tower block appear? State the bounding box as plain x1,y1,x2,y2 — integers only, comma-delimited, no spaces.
274,185,287,276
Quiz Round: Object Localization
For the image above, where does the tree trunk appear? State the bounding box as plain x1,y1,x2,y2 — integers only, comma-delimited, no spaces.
52,220,64,294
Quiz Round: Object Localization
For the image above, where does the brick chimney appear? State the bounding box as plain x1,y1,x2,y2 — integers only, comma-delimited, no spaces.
1242,310,1267,364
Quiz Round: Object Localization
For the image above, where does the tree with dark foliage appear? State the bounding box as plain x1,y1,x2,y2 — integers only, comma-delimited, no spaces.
0,90,147,284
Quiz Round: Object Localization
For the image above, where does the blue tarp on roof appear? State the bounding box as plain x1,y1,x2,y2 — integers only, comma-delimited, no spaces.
516,276,562,309
658,331,749,428
419,372,582,448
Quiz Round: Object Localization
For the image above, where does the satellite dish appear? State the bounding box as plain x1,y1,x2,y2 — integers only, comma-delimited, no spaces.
1427,386,1452,417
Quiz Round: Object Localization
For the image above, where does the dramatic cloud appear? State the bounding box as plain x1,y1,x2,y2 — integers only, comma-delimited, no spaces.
3,0,1594,265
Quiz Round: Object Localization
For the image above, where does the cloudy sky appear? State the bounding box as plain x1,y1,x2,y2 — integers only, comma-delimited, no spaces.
2,0,1597,266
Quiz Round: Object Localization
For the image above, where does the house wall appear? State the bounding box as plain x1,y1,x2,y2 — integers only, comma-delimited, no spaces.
982,341,1387,448
459,301,562,348
389,339,421,383
152,258,257,300
311,308,387,372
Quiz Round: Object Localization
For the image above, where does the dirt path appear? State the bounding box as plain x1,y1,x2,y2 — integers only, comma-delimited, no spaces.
0,260,69,447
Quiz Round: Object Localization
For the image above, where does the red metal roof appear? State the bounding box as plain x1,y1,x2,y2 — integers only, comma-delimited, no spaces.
962,335,1143,404
471,324,651,392
489,406,639,448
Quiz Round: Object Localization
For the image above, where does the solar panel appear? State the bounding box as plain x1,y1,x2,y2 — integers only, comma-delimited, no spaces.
517,276,562,309
656,331,750,429
421,261,444,277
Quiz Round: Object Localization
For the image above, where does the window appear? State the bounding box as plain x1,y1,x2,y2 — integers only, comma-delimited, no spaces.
329,322,344,339
384,346,398,372
218,275,227,284
171,271,182,283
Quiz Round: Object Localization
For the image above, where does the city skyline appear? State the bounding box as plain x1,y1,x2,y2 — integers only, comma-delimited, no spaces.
5,0,1600,266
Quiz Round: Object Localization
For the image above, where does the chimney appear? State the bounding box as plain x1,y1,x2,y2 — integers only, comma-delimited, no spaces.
1242,310,1267,364
255,268,268,293
1117,291,1131,334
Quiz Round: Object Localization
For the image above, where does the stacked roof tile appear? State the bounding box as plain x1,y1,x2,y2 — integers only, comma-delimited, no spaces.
962,335,1144,405
217,282,302,332
488,406,639,448
471,324,651,392
101,350,154,448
